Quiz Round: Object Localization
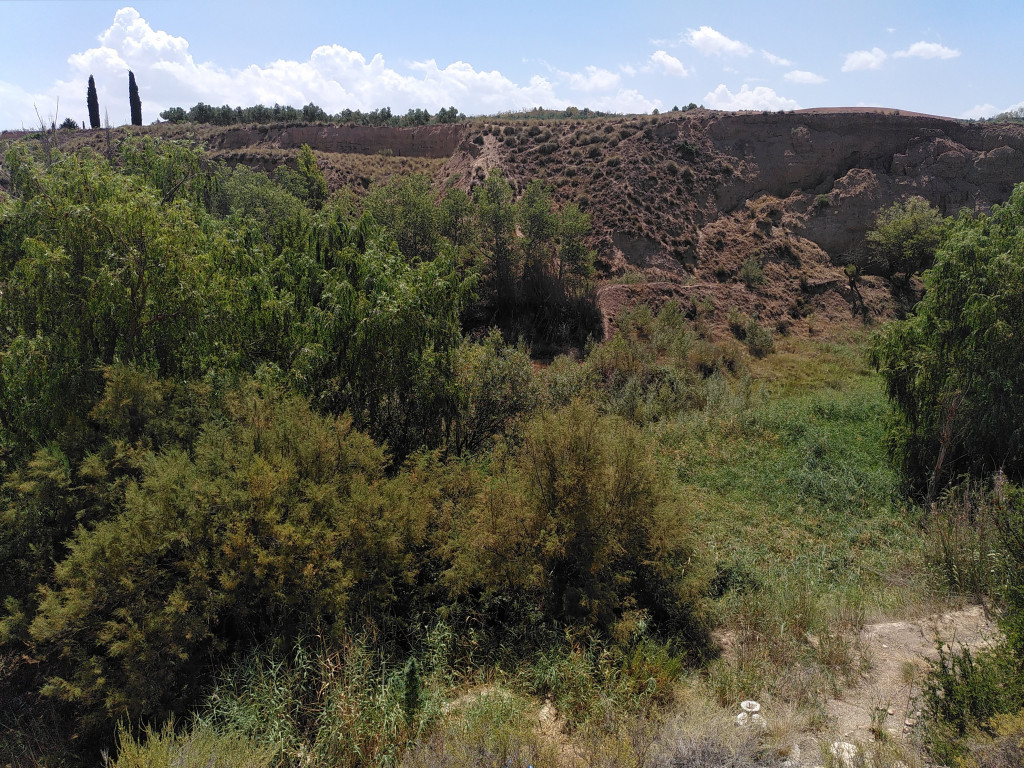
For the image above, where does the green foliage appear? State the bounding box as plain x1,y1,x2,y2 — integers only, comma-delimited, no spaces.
739,255,765,288
0,145,230,459
439,184,475,248
295,216,471,461
109,720,274,768
449,331,539,456
743,317,775,358
448,400,711,643
923,644,1024,765
157,101,465,127
296,144,328,210
214,163,307,238
920,479,1024,764
474,168,518,304
866,196,945,279
28,379,424,726
871,184,1024,493
365,173,440,260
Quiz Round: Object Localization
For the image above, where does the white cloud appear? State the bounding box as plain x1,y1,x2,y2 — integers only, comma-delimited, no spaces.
762,51,793,67
893,41,960,60
620,64,638,76
960,103,999,119
686,26,753,57
703,84,799,111
785,69,826,85
649,50,689,77
961,100,1023,120
842,47,888,72
0,6,676,127
561,65,621,92
0,80,52,130
588,89,660,114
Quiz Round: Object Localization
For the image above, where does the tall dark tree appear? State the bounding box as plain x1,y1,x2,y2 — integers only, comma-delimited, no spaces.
87,75,100,129
128,70,142,126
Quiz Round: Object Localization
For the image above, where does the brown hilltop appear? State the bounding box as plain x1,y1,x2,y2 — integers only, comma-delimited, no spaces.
434,109,1024,336
18,110,1024,337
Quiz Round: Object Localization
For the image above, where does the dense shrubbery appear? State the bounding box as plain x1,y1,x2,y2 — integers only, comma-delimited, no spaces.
0,135,717,763
872,185,1024,497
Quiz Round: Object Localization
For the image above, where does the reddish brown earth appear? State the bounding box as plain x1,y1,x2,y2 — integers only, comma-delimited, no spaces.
435,109,1024,336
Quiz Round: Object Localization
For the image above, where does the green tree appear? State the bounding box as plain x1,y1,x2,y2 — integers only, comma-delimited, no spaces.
87,75,100,129
0,145,229,459
364,173,440,261
517,180,559,304
866,196,945,281
474,169,518,307
872,183,1024,496
297,144,328,210
448,331,539,455
439,184,474,249
294,215,471,462
557,201,595,288
159,106,187,124
128,70,142,126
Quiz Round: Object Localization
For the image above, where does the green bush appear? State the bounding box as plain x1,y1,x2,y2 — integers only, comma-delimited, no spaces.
743,318,775,358
871,183,1024,494
739,256,765,288
29,379,423,727
447,400,710,644
923,644,1024,765
109,720,274,768
866,196,945,280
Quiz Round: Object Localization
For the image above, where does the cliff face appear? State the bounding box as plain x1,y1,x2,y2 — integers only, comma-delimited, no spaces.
704,111,1024,266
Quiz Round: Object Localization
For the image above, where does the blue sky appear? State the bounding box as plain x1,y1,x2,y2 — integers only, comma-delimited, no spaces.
1,1,1021,129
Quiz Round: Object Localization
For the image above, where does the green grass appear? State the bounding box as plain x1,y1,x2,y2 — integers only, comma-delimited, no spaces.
650,336,933,708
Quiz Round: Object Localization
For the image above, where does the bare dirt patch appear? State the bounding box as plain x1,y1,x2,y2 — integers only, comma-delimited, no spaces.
824,605,999,741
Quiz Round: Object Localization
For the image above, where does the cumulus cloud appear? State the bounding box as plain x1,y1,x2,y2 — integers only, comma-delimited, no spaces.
785,69,826,84
1,6,668,128
686,26,753,57
762,51,793,67
961,100,1023,120
0,80,46,129
893,41,960,59
559,65,621,93
842,47,888,72
649,50,689,77
587,89,661,114
703,84,799,111
960,103,999,119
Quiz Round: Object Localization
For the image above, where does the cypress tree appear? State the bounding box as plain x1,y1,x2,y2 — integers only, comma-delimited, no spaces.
128,70,142,126
87,75,100,129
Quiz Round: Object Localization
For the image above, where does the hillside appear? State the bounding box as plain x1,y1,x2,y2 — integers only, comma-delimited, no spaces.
21,108,1023,339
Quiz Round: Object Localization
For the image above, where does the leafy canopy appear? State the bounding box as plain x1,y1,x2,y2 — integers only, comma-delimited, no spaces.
872,183,1024,493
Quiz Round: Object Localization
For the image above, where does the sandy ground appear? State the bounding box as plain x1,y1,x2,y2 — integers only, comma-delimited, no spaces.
795,604,1000,766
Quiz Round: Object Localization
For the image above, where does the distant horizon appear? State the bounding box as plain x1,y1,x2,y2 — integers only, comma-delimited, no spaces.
2,1,1022,131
